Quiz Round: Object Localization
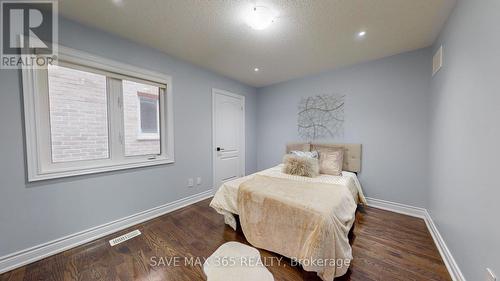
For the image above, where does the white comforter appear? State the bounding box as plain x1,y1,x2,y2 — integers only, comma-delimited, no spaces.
210,164,366,230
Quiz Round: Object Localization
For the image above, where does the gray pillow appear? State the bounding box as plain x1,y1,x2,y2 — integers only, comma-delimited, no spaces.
282,154,319,177
290,150,319,159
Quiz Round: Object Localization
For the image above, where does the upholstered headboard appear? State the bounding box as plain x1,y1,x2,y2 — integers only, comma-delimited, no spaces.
286,142,362,173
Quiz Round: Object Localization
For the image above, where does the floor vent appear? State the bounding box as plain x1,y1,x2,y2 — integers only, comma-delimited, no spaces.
109,229,141,246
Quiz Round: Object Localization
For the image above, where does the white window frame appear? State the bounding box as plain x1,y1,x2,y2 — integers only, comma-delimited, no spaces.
136,92,160,140
22,45,174,181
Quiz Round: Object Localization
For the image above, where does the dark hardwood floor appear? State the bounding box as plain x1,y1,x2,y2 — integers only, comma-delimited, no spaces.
0,198,451,281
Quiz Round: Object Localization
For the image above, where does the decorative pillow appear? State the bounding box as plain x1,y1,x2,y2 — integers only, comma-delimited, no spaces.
282,154,319,178
317,148,344,176
290,150,319,159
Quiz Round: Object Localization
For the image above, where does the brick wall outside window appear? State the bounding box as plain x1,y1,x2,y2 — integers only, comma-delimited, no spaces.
48,66,160,163
122,80,160,156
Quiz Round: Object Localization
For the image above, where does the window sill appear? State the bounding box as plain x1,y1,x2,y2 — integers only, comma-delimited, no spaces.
28,158,174,182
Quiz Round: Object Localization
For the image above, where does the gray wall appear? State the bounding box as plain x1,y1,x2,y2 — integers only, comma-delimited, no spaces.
256,48,432,208
429,0,500,279
0,18,257,257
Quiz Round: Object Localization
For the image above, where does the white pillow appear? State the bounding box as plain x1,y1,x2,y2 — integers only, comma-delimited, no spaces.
290,150,319,159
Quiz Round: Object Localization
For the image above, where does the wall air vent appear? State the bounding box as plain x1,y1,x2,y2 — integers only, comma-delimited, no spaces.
109,229,141,246
432,45,443,76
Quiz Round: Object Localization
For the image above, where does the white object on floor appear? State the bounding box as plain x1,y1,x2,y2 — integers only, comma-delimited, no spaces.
203,242,274,281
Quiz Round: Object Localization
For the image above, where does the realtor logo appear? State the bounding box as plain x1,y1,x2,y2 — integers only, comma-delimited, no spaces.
1,0,58,69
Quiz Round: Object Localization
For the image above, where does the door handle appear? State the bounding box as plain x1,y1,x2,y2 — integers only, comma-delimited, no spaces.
216,147,225,151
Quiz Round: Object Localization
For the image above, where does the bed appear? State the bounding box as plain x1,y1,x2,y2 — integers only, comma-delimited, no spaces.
210,143,366,281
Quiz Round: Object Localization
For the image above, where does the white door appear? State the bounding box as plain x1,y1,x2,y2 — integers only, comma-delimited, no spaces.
213,89,245,189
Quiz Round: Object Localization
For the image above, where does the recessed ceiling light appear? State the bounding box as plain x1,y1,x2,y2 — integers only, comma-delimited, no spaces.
358,31,367,38
245,6,277,30
112,0,124,6
254,67,260,72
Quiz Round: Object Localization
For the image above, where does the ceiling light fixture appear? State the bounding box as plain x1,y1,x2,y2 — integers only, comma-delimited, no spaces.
245,6,277,30
357,30,367,38
254,67,259,72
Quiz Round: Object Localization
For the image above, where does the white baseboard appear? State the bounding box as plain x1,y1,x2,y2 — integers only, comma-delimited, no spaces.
423,210,467,281
0,189,214,274
366,197,465,281
365,197,427,219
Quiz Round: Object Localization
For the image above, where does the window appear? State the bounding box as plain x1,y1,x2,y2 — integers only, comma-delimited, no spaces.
22,46,174,181
48,64,110,163
138,93,159,134
122,80,161,156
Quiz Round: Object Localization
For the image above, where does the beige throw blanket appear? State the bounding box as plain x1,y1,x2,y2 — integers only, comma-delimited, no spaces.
237,175,357,281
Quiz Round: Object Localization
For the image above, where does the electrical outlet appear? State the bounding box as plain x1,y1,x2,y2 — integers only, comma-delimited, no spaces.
187,178,194,187
196,177,202,185
487,268,497,281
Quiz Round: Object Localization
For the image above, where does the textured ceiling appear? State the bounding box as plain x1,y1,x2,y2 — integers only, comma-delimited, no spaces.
59,0,456,87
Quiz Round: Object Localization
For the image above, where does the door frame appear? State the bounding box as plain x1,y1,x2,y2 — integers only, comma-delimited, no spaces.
212,88,246,191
